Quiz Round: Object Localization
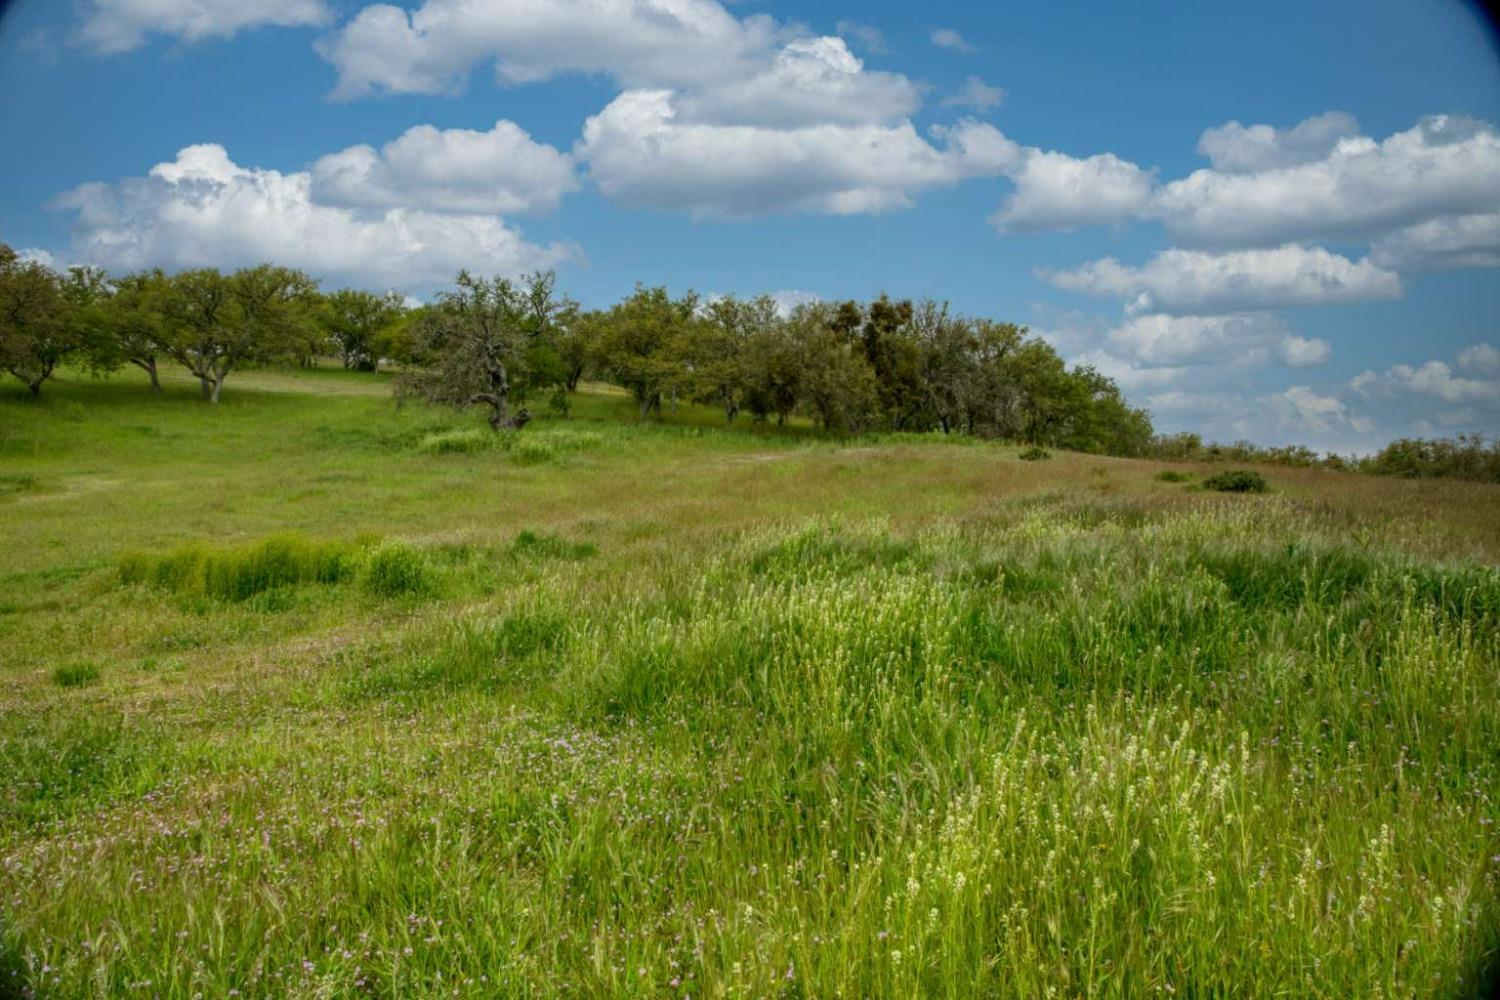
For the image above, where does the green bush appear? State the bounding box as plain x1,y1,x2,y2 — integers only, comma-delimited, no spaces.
1018,446,1051,461
51,663,100,688
359,541,434,597
1201,469,1268,493
1155,469,1194,483
1361,433,1500,483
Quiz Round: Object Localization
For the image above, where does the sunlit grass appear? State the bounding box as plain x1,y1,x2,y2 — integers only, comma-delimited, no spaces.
0,367,1497,997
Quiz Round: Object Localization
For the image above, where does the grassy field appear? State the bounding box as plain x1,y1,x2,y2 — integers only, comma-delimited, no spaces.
2,367,1498,998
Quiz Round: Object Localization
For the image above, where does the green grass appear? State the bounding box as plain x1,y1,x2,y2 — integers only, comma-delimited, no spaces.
358,540,434,597
119,534,359,601
50,662,100,688
1,368,1498,998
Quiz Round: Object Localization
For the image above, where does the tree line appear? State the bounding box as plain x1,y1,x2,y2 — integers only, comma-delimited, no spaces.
1147,431,1500,484
6,244,1493,478
0,245,1153,453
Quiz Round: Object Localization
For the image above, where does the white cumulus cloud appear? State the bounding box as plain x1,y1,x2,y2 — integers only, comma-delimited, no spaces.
577,90,1019,217
1155,114,1500,247
1351,356,1500,405
1370,211,1500,271
310,120,577,216
669,37,921,128
1068,350,1187,393
1043,244,1402,315
51,144,575,289
1106,313,1329,369
77,0,328,53
1456,342,1500,375
319,0,778,99
1279,335,1333,367
1262,385,1365,437
992,150,1155,233
1195,111,1362,173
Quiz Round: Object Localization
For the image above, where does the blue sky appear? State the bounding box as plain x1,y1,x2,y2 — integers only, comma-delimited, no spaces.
2,0,1498,451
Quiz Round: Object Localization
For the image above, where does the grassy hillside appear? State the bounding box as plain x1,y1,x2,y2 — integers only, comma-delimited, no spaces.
2,368,1498,998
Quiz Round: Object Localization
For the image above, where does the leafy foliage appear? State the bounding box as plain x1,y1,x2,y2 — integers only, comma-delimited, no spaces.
5,242,1495,481
0,245,90,397
1363,433,1500,482
395,271,567,431
1149,432,1500,485
1202,469,1269,493
318,288,404,371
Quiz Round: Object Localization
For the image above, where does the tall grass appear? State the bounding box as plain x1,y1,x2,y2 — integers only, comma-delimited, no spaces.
2,372,1498,998
358,540,434,597
118,534,358,601
118,534,451,602
6,502,1496,997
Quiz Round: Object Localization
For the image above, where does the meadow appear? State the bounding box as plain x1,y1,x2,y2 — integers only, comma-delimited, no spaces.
1,367,1498,998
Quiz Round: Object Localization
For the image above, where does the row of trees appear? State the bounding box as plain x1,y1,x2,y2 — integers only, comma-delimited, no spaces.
1,244,409,403
572,287,1152,452
393,275,1153,452
2,244,1150,453
1148,431,1500,484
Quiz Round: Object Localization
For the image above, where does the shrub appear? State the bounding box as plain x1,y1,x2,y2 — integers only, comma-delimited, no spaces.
359,541,434,597
1156,469,1194,483
1360,433,1500,483
51,663,100,688
1201,469,1267,493
1018,446,1051,461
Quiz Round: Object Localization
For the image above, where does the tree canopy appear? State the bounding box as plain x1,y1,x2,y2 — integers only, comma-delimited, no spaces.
0,243,1155,456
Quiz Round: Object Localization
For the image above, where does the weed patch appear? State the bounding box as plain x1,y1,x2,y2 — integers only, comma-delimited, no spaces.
510,529,597,561
50,662,100,688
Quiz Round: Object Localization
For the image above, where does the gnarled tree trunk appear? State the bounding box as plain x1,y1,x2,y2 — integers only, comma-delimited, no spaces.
132,356,162,393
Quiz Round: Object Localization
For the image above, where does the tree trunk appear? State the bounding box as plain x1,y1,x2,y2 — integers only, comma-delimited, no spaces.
210,375,225,404
133,357,162,393
27,380,41,398
489,405,531,431
639,395,652,419
199,374,214,400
